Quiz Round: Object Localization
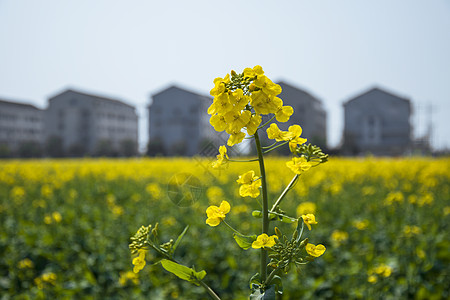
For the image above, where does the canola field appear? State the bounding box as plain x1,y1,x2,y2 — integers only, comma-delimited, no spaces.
0,157,449,299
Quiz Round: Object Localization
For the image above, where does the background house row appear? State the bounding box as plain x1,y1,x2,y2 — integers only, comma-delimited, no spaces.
0,82,423,158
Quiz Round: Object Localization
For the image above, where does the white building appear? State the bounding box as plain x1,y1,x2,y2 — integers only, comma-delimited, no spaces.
0,99,44,156
342,87,411,155
45,89,138,156
148,85,218,156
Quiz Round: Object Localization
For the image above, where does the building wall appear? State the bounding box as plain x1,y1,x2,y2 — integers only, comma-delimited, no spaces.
45,90,138,155
0,100,44,153
149,86,210,156
273,82,327,149
343,88,411,155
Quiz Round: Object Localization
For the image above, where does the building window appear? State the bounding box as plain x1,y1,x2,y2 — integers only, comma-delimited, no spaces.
363,115,381,145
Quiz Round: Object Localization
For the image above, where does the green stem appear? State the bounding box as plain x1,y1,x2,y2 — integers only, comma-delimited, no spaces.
270,174,299,212
199,280,221,300
222,220,243,235
264,266,281,286
262,141,278,149
257,114,276,130
263,141,290,154
228,158,259,163
254,131,269,282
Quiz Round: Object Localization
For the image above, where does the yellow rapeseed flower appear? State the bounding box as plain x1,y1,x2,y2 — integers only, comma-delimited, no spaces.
302,214,318,230
266,123,294,142
305,243,326,257
275,105,294,122
286,157,312,175
206,200,230,227
353,219,370,230
132,250,146,273
287,125,307,152
237,171,261,198
227,131,246,147
331,230,349,245
239,179,261,198
211,146,229,169
252,233,277,249
52,212,62,223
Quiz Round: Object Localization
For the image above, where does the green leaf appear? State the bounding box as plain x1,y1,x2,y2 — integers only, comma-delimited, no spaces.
172,225,189,255
281,216,296,223
160,259,206,286
268,275,283,295
249,285,276,300
233,233,257,250
249,273,261,289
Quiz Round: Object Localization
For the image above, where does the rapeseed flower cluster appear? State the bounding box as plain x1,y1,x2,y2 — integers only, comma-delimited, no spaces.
367,264,393,283
208,66,293,147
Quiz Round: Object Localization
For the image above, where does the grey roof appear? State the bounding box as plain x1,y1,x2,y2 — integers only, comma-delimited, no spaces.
276,80,323,103
49,89,135,109
0,98,42,110
343,87,410,106
151,84,211,101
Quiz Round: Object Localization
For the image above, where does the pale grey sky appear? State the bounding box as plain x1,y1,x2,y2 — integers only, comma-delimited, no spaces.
1,0,449,150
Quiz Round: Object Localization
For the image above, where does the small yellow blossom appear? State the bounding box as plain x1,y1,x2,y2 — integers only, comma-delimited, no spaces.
132,250,146,273
35,272,57,289
368,275,377,283
302,214,318,230
384,191,404,206
206,200,230,227
353,219,369,230
52,212,62,223
252,233,277,249
275,105,294,122
18,258,34,269
287,125,307,151
227,131,246,147
373,264,392,277
266,123,293,142
237,171,261,198
119,270,139,286
246,114,262,136
146,183,162,199
44,215,52,224
444,206,450,216
286,157,312,175
236,170,256,185
331,230,349,245
210,74,230,96
211,146,229,169
239,179,261,198
403,225,422,237
305,243,326,257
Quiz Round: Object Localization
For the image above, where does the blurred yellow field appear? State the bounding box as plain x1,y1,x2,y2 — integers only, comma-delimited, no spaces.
1,157,449,299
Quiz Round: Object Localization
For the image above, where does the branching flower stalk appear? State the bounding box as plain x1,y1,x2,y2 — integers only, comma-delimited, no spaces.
128,66,329,299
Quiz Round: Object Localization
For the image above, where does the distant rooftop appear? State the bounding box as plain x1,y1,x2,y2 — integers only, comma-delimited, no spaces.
276,80,323,103
343,86,410,106
49,88,135,109
0,98,42,110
